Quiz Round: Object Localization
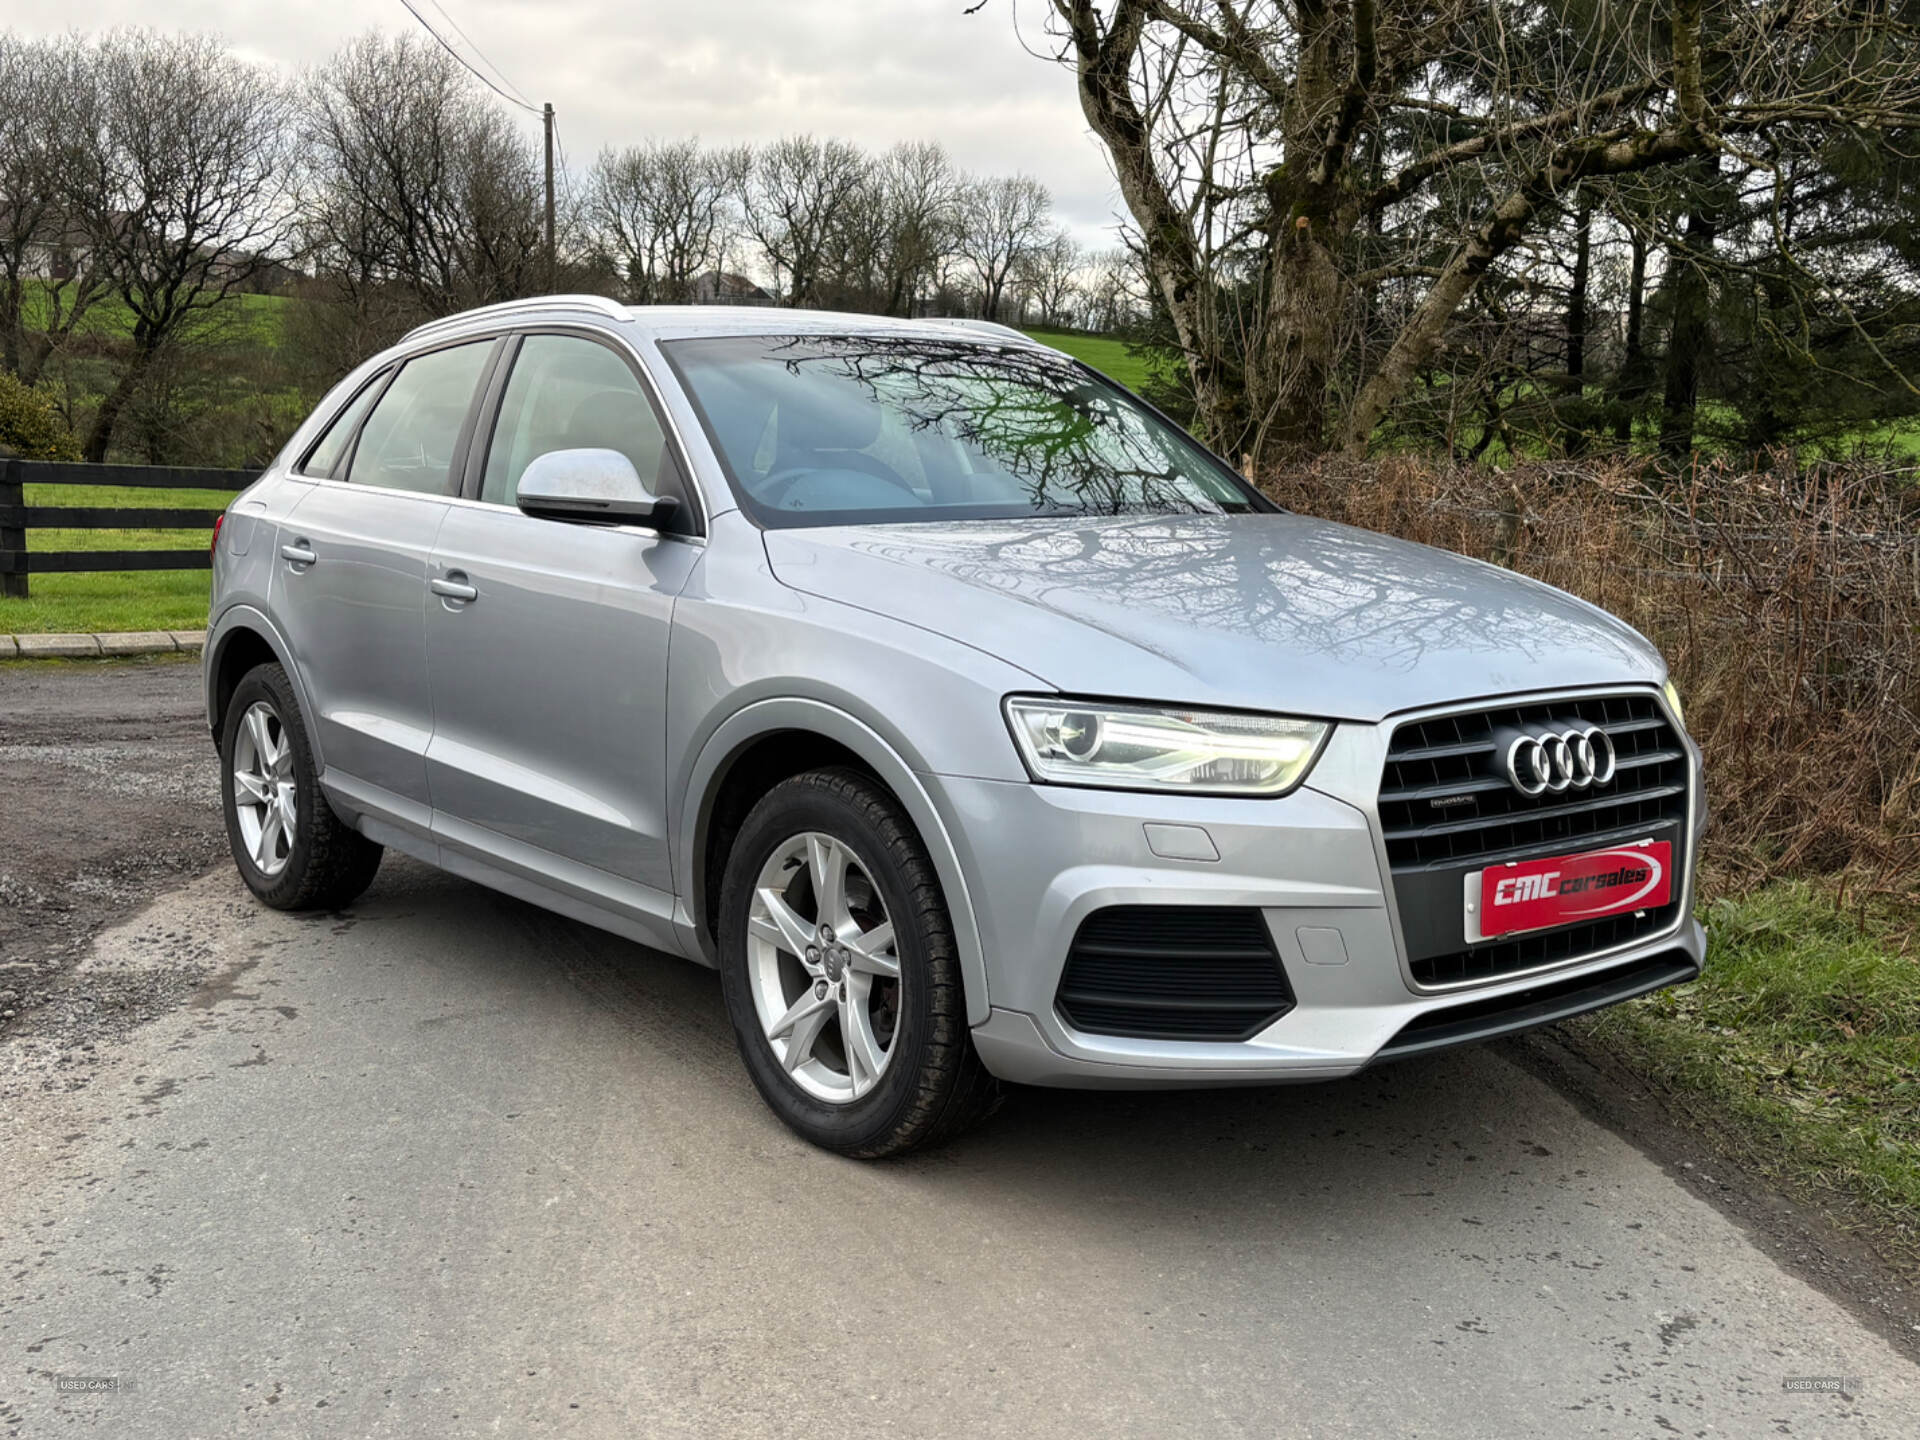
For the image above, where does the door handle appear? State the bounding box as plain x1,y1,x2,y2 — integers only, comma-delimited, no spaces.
280,541,317,567
431,574,479,603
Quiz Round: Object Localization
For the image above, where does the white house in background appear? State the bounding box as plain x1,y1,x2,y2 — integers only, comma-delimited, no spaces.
2,209,300,296
686,271,773,305
0,207,102,283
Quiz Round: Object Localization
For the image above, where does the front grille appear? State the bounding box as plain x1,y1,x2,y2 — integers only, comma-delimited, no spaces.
1412,909,1670,988
1055,906,1294,1041
1379,693,1690,987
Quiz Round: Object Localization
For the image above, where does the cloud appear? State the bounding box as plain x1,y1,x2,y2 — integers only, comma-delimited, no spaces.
2,0,1127,247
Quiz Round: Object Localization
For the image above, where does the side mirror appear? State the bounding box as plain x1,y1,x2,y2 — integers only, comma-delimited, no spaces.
514,447,680,527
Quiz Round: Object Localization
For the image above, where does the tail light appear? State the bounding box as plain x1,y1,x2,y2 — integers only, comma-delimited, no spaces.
211,513,224,557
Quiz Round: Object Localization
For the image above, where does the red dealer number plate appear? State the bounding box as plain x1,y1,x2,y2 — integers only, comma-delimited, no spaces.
1468,840,1673,941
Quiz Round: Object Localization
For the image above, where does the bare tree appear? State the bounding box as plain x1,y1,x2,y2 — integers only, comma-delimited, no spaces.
0,34,110,385
1016,225,1082,327
815,161,892,310
304,32,545,348
1075,246,1147,333
73,31,295,461
956,173,1052,320
811,142,965,315
873,142,965,316
742,136,870,307
589,138,748,303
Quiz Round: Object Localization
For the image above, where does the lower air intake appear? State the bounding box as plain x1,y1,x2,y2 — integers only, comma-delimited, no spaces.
1055,906,1294,1042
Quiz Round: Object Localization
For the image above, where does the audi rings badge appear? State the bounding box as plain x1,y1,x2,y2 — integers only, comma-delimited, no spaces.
1503,726,1617,797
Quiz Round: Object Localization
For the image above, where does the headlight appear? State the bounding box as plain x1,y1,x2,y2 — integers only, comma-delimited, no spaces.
1662,678,1686,730
1004,697,1329,796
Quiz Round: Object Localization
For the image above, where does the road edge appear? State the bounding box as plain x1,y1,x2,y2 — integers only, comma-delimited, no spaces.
1502,1026,1920,1364
1,630,205,659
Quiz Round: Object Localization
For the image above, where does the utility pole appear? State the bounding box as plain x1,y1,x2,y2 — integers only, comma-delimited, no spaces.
543,102,556,294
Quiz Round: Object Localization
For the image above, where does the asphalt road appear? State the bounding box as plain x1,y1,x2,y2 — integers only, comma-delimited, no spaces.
2,661,1918,1437
0,657,224,1018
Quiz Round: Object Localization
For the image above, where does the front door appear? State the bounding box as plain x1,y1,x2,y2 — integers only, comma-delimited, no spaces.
424,332,700,897
274,338,497,827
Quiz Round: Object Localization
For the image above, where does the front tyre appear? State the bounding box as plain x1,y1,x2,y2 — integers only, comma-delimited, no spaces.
220,662,383,911
717,768,999,1157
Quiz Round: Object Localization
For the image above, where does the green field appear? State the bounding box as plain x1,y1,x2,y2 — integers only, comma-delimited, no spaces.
21,281,294,349
1023,328,1155,391
0,482,231,636
1826,417,1920,460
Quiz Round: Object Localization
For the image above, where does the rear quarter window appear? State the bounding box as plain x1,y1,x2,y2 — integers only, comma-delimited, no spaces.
297,371,388,478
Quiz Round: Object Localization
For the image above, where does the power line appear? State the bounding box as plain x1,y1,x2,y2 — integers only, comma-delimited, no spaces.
419,0,536,110
396,0,540,114
393,0,557,290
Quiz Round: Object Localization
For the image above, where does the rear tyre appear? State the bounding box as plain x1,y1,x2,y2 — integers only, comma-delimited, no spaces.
717,768,1000,1157
220,662,382,911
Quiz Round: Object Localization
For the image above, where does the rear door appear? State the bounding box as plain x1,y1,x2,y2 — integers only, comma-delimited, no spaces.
275,338,499,829
424,329,701,900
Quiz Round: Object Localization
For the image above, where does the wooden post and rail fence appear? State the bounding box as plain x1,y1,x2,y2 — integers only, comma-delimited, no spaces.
0,460,255,599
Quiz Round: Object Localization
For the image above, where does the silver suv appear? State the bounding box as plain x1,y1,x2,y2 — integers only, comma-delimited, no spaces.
206,296,1705,1155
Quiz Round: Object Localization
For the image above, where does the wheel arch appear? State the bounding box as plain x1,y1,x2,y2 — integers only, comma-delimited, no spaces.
680,699,992,1027
205,608,321,768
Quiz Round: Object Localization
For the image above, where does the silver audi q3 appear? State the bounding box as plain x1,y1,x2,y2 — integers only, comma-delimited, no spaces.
205,296,1705,1156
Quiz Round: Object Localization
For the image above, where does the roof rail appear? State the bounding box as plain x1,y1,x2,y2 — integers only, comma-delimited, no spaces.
400,294,632,344
917,317,1039,345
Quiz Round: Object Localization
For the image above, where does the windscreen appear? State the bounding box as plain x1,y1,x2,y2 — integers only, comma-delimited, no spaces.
662,334,1261,527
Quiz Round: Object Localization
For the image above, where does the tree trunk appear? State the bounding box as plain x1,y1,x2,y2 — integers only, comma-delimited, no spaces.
1612,228,1648,445
1247,221,1341,458
0,281,19,377
17,332,52,388
1061,1,1247,451
85,332,157,464
1240,0,1356,464
1659,1,1716,462
1659,194,1717,461
1340,183,1541,453
1562,197,1592,453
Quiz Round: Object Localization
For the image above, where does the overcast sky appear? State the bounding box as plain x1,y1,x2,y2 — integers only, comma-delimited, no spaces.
0,0,1127,249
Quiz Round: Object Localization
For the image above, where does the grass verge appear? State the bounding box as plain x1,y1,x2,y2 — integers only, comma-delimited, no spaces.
1567,881,1920,1272
0,572,211,635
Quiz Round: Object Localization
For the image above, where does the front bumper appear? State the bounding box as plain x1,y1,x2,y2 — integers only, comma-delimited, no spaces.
941,709,1708,1088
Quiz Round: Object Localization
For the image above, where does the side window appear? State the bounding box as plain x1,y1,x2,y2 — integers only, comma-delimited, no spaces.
298,370,387,478
345,341,493,495
481,334,677,510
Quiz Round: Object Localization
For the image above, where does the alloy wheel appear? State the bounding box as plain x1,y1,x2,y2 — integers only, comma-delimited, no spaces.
231,700,297,878
745,831,902,1104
